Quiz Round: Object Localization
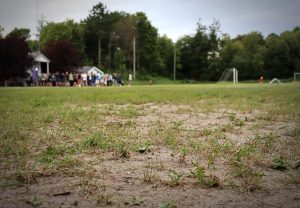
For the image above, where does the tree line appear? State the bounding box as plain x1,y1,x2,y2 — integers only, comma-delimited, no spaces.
1,2,300,83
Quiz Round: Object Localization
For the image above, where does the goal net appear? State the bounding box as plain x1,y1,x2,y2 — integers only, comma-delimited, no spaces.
269,78,282,84
294,73,300,81
219,68,238,84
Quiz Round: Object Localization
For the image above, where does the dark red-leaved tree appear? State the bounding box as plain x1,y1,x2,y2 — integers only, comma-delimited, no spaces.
43,40,83,73
0,36,33,82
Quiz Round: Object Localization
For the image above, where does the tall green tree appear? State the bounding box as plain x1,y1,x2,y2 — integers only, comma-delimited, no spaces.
40,19,84,52
157,35,174,78
0,25,4,38
177,21,211,80
238,32,266,79
264,34,289,78
207,20,222,80
135,12,163,76
280,29,300,76
113,12,166,77
219,37,246,73
113,14,136,70
83,3,124,68
112,49,126,71
28,40,39,52
176,35,194,79
219,32,266,80
7,28,31,40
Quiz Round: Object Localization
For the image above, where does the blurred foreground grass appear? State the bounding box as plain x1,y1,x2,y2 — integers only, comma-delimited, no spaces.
0,83,299,188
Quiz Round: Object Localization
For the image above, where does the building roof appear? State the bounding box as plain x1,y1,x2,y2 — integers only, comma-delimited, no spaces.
77,66,104,74
31,51,51,63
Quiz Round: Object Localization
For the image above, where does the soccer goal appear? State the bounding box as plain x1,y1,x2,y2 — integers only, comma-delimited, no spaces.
294,73,300,81
269,78,282,84
219,68,238,84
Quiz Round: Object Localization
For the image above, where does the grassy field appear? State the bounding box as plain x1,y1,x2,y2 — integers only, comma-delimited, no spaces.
0,83,300,207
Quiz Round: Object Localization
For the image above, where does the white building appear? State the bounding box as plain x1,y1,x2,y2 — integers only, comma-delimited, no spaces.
76,66,104,75
30,51,51,76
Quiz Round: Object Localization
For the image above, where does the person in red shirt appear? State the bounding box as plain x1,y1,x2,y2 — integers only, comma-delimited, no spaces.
259,75,264,84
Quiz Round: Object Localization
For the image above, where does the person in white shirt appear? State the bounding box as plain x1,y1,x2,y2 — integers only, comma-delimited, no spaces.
128,74,133,85
82,73,87,86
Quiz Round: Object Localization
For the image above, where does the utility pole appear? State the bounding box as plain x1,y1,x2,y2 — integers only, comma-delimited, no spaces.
36,0,46,51
98,37,101,68
173,43,176,81
37,14,45,52
36,0,40,51
108,32,117,69
133,34,136,80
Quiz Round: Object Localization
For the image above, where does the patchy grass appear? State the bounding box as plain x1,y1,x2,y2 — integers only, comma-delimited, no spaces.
190,161,220,188
168,170,184,186
0,83,300,207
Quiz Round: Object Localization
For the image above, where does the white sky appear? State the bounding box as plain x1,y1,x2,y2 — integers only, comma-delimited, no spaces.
0,0,299,41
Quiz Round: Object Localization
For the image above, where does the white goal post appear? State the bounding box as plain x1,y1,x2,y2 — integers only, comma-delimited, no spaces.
294,73,300,81
219,68,238,84
269,78,282,84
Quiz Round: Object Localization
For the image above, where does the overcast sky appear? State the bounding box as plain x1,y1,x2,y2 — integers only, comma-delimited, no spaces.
0,0,299,41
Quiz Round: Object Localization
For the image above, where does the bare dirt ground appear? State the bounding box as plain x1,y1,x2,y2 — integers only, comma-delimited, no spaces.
1,104,299,208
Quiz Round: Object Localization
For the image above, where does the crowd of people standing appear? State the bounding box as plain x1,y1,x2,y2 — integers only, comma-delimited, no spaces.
27,71,125,87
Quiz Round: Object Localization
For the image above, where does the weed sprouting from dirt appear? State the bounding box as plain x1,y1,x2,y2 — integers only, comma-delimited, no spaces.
233,163,265,192
137,141,151,153
271,156,289,170
37,146,61,164
25,196,43,207
229,113,245,127
143,166,157,184
82,131,114,150
178,146,189,163
159,202,177,208
97,192,115,205
168,170,184,186
119,105,144,118
190,161,220,188
287,126,300,139
124,196,144,206
117,141,131,158
172,120,184,130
